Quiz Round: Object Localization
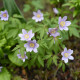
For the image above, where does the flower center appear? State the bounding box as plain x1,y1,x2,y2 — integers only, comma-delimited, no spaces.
64,53,69,58
21,55,25,59
24,34,29,39
60,21,65,27
29,43,35,47
3,13,7,17
51,29,56,34
37,14,40,18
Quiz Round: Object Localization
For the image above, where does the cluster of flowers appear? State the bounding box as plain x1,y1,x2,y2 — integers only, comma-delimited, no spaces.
31,10,74,63
17,29,39,62
0,9,74,64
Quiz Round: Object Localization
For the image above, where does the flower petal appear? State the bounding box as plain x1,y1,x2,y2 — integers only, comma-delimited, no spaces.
66,21,71,26
22,29,27,34
69,56,74,60
63,16,67,21
64,27,68,31
33,48,38,53
67,49,73,55
64,59,68,63
58,17,61,24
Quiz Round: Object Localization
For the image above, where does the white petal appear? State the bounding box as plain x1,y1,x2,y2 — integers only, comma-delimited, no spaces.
64,59,68,63
61,52,64,55
66,21,71,26
37,10,41,13
63,16,67,21
62,57,65,60
26,56,28,59
69,56,74,60
33,48,38,53
18,34,23,37
22,29,27,34
59,26,63,31
24,44,28,48
64,47,67,52
68,49,73,55
32,16,36,20
26,48,33,52
58,17,61,24
35,19,39,22
64,27,68,31
36,43,39,48
33,12,37,15
22,59,25,62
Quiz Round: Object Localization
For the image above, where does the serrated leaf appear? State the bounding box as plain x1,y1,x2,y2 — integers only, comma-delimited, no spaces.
43,55,51,60
12,45,20,51
38,56,44,67
69,27,79,37
0,38,6,47
49,39,54,48
40,29,44,39
53,55,58,66
7,29,18,39
47,57,53,68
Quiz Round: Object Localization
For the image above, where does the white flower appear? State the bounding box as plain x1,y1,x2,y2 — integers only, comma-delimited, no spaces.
61,47,74,63
32,10,44,22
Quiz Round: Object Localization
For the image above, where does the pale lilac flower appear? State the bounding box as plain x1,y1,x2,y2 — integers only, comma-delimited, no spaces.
58,16,71,31
61,47,74,63
0,66,3,72
53,8,59,14
0,10,9,21
32,10,44,22
19,29,34,41
17,51,28,62
47,28,60,37
24,40,39,53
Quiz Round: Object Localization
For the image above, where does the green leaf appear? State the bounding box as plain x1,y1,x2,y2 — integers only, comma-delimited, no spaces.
43,55,51,60
49,39,54,48
8,50,24,66
23,4,31,12
69,27,79,37
12,45,20,51
38,56,44,67
62,63,65,72
58,61,63,69
3,0,22,16
0,67,11,80
53,55,58,66
7,29,18,39
0,38,6,47
47,57,53,68
40,29,44,39
73,10,78,17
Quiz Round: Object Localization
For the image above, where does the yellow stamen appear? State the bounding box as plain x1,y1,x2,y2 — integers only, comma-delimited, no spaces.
24,34,29,39
3,13,7,17
30,43,34,47
64,53,69,58
37,14,40,18
60,21,65,27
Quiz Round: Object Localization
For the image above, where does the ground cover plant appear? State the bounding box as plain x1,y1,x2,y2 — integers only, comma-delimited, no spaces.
0,0,80,80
